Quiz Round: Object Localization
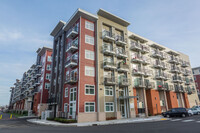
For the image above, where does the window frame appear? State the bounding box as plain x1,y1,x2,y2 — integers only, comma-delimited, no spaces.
105,102,114,112
85,66,95,77
84,102,95,113
104,86,113,96
85,84,95,95
85,21,94,31
85,50,94,60
64,103,68,113
65,88,68,97
85,35,94,45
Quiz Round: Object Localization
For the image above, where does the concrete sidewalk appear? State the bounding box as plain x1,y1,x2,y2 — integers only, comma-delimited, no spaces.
27,116,169,127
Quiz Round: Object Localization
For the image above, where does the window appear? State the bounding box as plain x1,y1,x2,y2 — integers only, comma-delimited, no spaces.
46,64,51,70
65,88,68,97
85,21,94,31
85,85,95,95
105,86,113,96
85,66,94,76
64,103,68,113
85,35,94,45
105,102,114,112
85,102,95,112
46,73,51,80
47,56,52,62
85,50,94,60
194,76,196,80
45,83,50,89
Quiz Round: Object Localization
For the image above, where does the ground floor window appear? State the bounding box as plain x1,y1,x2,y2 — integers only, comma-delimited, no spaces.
64,103,68,112
85,102,95,112
105,102,114,112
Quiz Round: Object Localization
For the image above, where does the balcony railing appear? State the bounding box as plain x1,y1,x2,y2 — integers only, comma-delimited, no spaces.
118,76,130,87
141,45,150,53
144,80,155,89
117,63,129,72
102,30,115,42
116,48,128,58
142,56,150,65
103,44,115,55
155,73,164,79
115,35,127,46
170,67,180,73
104,77,117,85
67,26,79,39
185,78,190,85
103,61,116,70
157,81,166,91
168,57,179,64
151,50,163,59
183,69,190,76
132,68,144,76
134,78,144,88
163,73,170,81
66,39,78,53
144,69,152,77
65,75,78,84
65,54,78,68
181,61,190,67
131,54,143,63
130,42,142,51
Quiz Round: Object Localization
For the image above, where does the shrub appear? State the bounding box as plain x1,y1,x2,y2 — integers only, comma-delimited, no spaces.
50,117,77,123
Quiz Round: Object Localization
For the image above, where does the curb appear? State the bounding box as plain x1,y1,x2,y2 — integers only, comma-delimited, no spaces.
27,117,170,127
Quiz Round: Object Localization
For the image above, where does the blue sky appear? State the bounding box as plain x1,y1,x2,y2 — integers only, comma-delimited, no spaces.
0,0,200,106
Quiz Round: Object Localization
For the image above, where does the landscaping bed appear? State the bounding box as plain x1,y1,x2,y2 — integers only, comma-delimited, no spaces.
47,117,77,123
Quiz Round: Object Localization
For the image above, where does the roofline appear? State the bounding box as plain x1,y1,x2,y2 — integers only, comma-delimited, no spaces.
97,8,130,27
50,20,66,36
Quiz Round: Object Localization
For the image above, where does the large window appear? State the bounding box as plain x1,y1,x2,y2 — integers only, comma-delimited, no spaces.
70,87,76,102
47,56,52,62
65,88,68,97
105,86,113,96
85,21,94,31
85,50,94,60
85,35,94,45
64,103,68,113
85,85,95,95
85,102,95,112
46,73,51,80
105,102,114,112
45,83,50,89
85,66,95,77
46,64,51,70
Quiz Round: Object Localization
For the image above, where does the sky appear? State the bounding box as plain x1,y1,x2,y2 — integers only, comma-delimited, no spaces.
0,0,200,106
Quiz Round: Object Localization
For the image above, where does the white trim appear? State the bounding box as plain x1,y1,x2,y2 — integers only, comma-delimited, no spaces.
85,20,94,31
64,103,68,113
104,86,113,96
85,84,95,95
85,66,95,77
85,49,95,60
84,102,95,113
65,87,68,97
85,35,94,45
105,102,114,112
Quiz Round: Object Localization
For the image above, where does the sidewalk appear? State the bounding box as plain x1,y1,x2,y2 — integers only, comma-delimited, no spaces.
27,115,169,127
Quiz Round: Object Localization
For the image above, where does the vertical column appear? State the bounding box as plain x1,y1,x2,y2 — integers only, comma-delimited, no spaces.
163,91,168,110
143,88,148,117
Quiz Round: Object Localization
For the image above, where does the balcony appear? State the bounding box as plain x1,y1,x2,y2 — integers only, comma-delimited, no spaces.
66,39,78,53
116,48,128,58
181,61,190,67
163,73,170,81
103,44,115,55
161,62,167,70
170,67,180,73
65,54,78,68
172,76,181,83
155,73,164,80
142,56,151,65
134,78,144,88
168,57,179,64
167,85,174,91
65,75,78,84
130,42,142,51
185,78,190,85
115,35,127,46
153,61,163,69
102,30,115,42
183,69,190,76
132,68,144,76
175,86,184,93
144,80,155,89
117,63,129,72
144,69,152,77
131,54,143,63
151,50,163,59
141,45,150,54
67,26,78,39
103,61,116,70
104,77,117,86
36,62,42,68
157,81,165,91
119,76,130,87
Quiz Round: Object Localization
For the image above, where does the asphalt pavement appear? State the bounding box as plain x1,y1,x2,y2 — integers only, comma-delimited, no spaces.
0,112,200,133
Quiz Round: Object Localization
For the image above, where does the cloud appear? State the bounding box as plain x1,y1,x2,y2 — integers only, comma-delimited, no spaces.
0,29,23,41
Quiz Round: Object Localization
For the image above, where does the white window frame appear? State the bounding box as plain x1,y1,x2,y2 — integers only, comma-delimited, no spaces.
85,21,94,31
46,73,51,80
65,88,68,97
85,66,95,77
105,86,113,96
85,84,95,95
85,35,94,45
64,103,68,113
85,50,94,60
46,64,51,70
84,102,95,113
45,83,50,89
105,102,114,112
47,56,52,62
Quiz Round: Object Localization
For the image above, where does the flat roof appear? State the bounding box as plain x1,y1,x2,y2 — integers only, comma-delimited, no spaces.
97,8,130,27
167,50,180,56
50,20,66,37
37,47,53,56
129,33,148,43
150,43,165,50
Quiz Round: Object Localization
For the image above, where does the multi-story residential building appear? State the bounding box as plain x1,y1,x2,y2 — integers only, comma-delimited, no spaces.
9,47,52,116
49,8,199,123
192,67,200,100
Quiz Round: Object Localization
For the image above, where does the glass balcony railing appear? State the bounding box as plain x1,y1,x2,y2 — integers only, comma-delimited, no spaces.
103,44,115,55
118,76,130,87
130,42,142,51
115,35,127,45
67,26,79,39
104,76,117,85
66,38,78,52
117,63,129,72
102,30,115,42
134,78,144,88
103,61,116,69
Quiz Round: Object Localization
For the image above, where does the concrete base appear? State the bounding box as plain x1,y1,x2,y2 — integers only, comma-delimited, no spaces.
77,112,98,123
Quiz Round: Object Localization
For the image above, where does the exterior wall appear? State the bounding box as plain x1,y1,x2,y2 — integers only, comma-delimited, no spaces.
32,92,41,114
77,112,97,123
166,91,178,109
183,93,190,108
146,89,161,115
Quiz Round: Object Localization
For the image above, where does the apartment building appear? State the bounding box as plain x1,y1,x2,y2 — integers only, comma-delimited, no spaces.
9,47,52,116
48,8,199,123
192,67,200,100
